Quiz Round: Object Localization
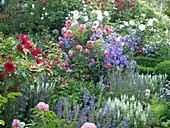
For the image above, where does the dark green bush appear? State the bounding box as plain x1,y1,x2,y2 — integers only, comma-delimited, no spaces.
135,65,155,75
155,61,170,80
133,57,165,68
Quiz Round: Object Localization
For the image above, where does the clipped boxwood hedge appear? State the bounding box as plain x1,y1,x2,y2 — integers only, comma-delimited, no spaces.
135,65,155,75
133,57,165,68
155,61,170,80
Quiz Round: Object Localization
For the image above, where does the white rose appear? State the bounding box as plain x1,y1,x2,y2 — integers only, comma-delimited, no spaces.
104,11,109,16
129,20,135,26
139,24,145,31
73,10,79,15
73,14,79,19
84,16,88,22
96,10,102,15
93,20,99,27
32,4,35,8
97,15,103,21
123,21,129,26
152,18,158,23
119,25,124,29
43,7,45,10
141,14,146,17
147,19,153,26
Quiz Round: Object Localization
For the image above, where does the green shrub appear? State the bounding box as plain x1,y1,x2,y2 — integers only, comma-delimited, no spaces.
135,65,155,75
133,57,164,68
155,61,170,80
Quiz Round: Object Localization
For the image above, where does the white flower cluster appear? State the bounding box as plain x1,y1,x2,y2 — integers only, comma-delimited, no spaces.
147,18,159,26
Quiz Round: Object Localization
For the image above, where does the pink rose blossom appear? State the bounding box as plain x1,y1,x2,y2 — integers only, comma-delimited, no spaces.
59,48,62,52
91,59,94,62
36,102,49,112
90,15,93,18
66,69,73,73
77,45,82,50
105,25,110,31
59,41,63,45
56,44,59,48
66,20,72,26
68,50,73,56
16,35,19,39
91,26,96,32
109,29,113,33
81,123,97,128
106,85,110,88
12,119,20,127
80,24,86,29
63,34,68,39
87,41,93,46
103,30,106,34
104,51,109,57
105,63,110,68
83,8,86,11
99,24,102,28
67,30,72,35
61,27,67,33
85,48,90,54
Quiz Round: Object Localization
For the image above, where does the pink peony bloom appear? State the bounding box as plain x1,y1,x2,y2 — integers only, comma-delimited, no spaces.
105,25,110,31
77,45,82,50
104,51,109,57
67,30,72,35
91,26,96,32
68,50,73,56
87,41,93,46
105,63,110,68
85,48,90,54
81,123,97,128
36,102,49,112
12,119,20,127
63,34,68,39
91,59,94,62
66,69,72,73
66,20,72,26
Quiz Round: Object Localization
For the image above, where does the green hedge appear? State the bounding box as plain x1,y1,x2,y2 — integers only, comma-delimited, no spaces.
155,61,170,80
133,57,165,68
135,60,170,80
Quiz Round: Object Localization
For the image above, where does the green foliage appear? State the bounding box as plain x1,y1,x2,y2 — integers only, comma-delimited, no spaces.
135,64,155,75
133,57,164,67
155,61,170,80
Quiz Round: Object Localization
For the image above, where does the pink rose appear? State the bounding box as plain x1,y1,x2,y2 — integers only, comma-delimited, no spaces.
54,58,60,63
59,48,62,52
99,24,102,28
12,119,20,127
105,63,110,68
104,51,109,57
21,34,28,44
61,27,67,33
77,45,82,50
103,30,106,34
66,20,72,26
67,30,72,35
91,26,96,32
85,48,90,54
66,69,72,73
80,24,86,29
59,41,63,45
91,59,94,62
56,44,59,48
81,123,97,128
16,35,19,39
4,61,15,72
87,41,93,46
65,61,69,68
36,102,49,112
106,85,109,88
68,50,73,56
44,54,48,58
105,25,110,31
63,34,68,39
36,57,42,64
109,29,113,33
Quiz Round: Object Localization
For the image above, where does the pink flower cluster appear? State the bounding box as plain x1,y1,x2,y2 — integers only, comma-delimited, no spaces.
36,102,49,112
81,123,97,128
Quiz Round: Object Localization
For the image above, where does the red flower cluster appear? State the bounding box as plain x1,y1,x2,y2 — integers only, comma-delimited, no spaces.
31,48,41,56
137,46,143,54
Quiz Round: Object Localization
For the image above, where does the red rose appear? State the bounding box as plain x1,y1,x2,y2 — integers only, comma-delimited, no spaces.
54,58,59,63
16,35,20,39
17,44,23,51
24,43,32,49
116,0,120,3
36,57,42,64
7,86,14,91
31,50,38,56
120,8,123,11
4,61,15,72
36,48,41,54
65,61,69,68
101,7,104,11
21,34,28,44
44,54,48,58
